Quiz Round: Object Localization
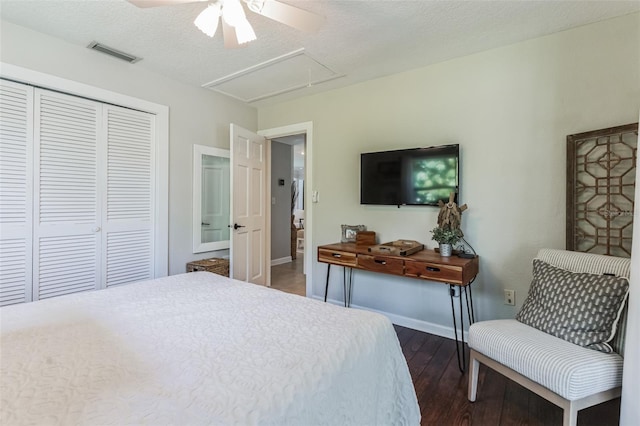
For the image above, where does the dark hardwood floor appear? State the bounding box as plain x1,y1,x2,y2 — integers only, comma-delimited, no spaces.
395,325,621,426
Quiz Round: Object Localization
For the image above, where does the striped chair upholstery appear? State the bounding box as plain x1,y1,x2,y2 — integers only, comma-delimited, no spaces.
468,249,630,426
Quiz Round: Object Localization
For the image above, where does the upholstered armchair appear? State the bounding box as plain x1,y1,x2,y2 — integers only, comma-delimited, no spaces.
468,249,630,426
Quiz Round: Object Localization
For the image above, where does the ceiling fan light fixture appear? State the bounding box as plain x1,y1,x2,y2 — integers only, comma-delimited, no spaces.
222,0,248,28
194,3,221,37
246,0,265,14
234,19,257,44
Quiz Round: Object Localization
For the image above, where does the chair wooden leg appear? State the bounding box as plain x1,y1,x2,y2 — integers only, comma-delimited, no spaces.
563,402,578,426
468,350,479,402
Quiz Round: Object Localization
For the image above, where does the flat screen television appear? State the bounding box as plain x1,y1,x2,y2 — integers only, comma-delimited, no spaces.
360,144,459,206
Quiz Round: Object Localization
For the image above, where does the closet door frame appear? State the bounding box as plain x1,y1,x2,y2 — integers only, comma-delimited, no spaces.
1,63,169,278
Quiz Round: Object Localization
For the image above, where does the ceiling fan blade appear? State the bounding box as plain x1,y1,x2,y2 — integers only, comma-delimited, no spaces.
250,0,324,32
221,20,245,49
126,0,202,8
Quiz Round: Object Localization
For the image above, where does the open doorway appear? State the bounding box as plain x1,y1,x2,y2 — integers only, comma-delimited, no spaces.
269,134,306,296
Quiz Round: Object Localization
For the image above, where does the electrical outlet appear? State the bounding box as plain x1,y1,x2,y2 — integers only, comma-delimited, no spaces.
504,289,515,306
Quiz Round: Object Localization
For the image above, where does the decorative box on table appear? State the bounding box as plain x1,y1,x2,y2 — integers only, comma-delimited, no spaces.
186,258,230,277
368,240,424,256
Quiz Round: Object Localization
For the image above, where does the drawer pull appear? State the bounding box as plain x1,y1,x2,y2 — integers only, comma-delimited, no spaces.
332,253,342,258
374,259,387,265
426,266,440,272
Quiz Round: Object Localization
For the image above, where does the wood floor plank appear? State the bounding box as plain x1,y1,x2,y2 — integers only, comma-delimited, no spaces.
500,380,530,426
416,339,457,421
527,389,562,426
426,345,474,426
394,324,415,347
468,365,506,426
578,399,621,426
402,328,432,363
406,333,443,380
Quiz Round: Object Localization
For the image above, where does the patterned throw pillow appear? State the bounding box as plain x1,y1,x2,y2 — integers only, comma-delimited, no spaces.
516,259,629,353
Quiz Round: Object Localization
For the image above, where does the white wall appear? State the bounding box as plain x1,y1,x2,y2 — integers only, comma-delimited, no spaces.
258,13,640,336
0,20,257,275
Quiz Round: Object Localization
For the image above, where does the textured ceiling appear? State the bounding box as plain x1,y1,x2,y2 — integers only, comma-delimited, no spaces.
1,0,639,107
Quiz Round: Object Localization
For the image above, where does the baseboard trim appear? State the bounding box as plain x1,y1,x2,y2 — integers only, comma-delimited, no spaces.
271,256,292,266
311,295,468,341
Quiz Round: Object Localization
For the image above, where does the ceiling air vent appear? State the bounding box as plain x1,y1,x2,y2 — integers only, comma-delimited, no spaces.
87,41,142,63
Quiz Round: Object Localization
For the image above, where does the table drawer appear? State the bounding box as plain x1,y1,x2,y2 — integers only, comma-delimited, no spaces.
318,248,358,267
404,261,463,284
357,254,404,275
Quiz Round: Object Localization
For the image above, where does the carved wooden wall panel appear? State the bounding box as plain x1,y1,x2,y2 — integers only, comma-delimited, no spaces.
566,123,638,257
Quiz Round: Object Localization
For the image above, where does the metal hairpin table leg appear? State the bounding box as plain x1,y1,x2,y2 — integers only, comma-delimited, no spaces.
341,267,354,307
467,284,476,323
449,284,467,373
342,267,347,307
324,264,331,302
450,283,477,373
347,268,353,307
449,285,461,371
323,264,354,307
458,285,466,372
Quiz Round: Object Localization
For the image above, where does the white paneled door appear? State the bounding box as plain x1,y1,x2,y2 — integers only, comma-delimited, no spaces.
230,124,266,285
0,80,156,305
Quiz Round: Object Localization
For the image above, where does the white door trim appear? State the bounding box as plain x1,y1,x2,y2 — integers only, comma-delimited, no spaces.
0,62,169,278
259,122,313,297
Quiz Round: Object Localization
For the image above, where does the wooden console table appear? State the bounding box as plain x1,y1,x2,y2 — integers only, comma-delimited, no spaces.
318,242,479,371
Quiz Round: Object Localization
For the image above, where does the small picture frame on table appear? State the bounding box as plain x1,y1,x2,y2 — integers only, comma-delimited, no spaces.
341,224,366,243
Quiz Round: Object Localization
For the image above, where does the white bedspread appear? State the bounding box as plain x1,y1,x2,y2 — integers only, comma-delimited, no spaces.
1,272,420,425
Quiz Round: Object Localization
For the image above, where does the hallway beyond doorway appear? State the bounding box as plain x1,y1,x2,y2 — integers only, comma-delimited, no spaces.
271,257,305,296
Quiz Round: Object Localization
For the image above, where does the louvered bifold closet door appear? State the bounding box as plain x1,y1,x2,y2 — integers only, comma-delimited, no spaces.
102,105,155,287
0,80,34,306
33,89,101,300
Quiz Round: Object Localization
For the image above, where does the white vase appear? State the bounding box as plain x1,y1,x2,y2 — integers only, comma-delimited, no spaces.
439,243,452,257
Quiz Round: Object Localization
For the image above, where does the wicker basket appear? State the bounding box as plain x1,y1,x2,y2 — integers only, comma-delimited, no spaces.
186,258,230,277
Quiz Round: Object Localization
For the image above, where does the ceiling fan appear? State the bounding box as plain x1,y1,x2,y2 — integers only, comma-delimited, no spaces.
127,0,325,48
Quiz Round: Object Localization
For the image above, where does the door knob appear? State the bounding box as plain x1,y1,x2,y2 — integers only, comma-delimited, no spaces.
229,223,246,230
92,226,101,232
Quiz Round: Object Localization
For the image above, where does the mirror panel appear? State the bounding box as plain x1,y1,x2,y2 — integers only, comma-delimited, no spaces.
193,145,230,253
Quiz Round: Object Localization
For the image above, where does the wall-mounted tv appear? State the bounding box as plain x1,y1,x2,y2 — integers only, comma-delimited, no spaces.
360,144,459,206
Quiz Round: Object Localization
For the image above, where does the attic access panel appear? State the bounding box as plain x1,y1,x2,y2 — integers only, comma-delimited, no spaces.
202,49,341,103
566,123,638,257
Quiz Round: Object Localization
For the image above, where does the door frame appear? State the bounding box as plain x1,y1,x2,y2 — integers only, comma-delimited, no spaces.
259,122,313,297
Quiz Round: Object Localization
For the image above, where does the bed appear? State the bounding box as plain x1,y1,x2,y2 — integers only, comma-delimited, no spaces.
0,272,420,425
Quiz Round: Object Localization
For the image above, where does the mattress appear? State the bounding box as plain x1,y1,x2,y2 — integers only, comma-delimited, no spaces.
0,272,420,425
